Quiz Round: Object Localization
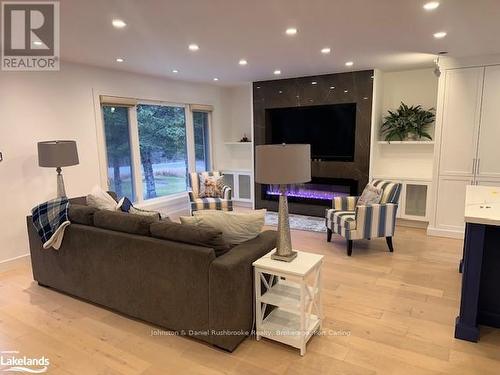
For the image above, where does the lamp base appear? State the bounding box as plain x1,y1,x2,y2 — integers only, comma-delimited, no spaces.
271,250,298,262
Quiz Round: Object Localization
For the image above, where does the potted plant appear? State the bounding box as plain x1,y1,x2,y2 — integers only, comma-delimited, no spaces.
380,102,435,142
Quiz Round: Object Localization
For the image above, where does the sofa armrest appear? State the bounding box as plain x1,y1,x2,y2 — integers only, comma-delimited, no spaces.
332,196,359,211
355,203,399,238
222,185,232,200
208,230,277,351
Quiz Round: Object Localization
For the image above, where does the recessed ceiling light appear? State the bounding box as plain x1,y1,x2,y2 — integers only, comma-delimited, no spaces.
285,27,298,35
273,70,281,75
423,1,440,11
239,59,248,66
116,58,124,63
172,69,179,73
344,89,349,93
321,47,331,54
329,86,335,89
345,61,354,66
213,78,219,81
112,19,127,28
188,44,199,51
433,31,447,39
311,81,318,85
33,41,42,46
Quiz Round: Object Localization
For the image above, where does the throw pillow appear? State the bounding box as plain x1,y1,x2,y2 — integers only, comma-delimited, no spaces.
150,221,231,257
357,184,383,206
86,186,120,211
199,175,224,198
192,209,266,245
117,197,162,220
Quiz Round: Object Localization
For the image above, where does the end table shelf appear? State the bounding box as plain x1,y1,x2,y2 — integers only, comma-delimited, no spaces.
253,250,324,356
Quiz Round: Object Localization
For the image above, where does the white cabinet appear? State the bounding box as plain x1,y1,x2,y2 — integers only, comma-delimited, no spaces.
477,65,500,179
477,178,500,188
431,64,500,237
435,177,470,231
439,67,483,177
222,170,253,203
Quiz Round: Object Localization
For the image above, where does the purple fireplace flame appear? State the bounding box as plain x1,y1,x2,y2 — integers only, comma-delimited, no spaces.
266,184,349,201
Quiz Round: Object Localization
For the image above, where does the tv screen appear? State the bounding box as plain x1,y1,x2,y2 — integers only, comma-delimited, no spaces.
267,103,356,161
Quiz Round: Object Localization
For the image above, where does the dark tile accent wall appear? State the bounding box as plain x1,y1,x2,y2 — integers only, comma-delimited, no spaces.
253,70,374,216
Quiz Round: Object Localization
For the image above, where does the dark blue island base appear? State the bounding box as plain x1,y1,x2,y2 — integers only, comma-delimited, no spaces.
455,223,500,342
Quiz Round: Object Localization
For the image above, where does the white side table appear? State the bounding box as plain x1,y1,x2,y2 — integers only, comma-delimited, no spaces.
253,250,323,356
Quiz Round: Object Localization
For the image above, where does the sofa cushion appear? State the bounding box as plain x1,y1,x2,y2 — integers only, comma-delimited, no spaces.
68,204,99,226
189,209,266,245
150,221,230,257
94,210,159,236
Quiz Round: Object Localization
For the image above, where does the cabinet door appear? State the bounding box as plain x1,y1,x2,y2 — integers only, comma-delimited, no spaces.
476,178,500,188
439,68,484,177
435,177,471,231
402,183,429,221
477,65,500,178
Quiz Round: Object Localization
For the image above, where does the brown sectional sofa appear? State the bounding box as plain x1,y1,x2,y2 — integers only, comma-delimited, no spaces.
26,196,277,352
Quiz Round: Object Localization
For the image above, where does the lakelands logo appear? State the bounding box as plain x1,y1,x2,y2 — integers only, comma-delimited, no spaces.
0,351,50,373
1,1,60,71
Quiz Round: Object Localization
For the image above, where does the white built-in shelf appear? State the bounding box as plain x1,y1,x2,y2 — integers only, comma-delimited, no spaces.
260,280,315,309
259,308,320,348
377,140,435,145
224,141,253,145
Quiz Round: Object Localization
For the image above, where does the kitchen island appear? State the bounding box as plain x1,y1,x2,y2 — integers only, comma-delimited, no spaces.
455,185,500,342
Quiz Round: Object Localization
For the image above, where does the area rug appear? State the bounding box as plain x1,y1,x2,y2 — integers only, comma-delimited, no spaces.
265,211,326,233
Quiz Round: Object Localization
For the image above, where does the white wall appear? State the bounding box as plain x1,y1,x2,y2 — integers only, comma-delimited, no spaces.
217,84,253,171
371,68,438,179
0,62,231,263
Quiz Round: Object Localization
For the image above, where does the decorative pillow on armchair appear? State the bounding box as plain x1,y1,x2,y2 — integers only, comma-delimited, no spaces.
357,184,383,206
199,175,224,198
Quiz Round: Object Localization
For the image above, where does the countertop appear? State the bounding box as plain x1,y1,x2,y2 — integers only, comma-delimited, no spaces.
464,185,500,226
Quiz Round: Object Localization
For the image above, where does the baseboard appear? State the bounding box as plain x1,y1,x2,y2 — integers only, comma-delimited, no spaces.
0,253,29,265
0,253,30,272
427,226,464,239
396,218,429,229
233,201,253,208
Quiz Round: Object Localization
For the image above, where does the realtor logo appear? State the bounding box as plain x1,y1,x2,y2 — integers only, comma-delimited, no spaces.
1,1,60,71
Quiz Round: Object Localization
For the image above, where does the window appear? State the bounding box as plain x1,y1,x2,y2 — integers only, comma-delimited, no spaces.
102,106,135,200
137,104,188,199
99,98,213,203
193,111,211,172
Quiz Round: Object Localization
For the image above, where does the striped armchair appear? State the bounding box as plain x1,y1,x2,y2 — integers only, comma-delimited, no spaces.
325,180,402,256
188,171,233,214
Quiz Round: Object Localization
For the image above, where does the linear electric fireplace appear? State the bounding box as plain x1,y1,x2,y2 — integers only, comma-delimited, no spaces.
261,177,358,213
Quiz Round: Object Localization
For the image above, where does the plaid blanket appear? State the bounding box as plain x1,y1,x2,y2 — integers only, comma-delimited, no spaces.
31,197,71,250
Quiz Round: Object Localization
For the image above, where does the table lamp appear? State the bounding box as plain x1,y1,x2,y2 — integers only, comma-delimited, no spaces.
38,140,79,197
255,144,311,262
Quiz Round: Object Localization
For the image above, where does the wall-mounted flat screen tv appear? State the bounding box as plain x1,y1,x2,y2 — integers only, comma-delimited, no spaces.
267,103,357,161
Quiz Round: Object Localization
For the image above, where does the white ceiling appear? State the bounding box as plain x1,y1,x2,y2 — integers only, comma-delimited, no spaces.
61,0,500,85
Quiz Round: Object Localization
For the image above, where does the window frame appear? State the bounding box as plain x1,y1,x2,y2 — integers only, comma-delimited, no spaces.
191,109,213,173
95,94,213,204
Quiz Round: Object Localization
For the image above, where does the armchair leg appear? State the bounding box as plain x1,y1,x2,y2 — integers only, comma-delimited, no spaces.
327,228,332,242
386,236,394,252
347,240,353,256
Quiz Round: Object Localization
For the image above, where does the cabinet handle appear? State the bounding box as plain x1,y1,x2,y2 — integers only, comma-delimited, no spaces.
472,158,476,175
476,158,480,175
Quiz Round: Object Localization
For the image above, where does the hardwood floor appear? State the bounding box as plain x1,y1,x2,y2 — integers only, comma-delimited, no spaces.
1,224,499,374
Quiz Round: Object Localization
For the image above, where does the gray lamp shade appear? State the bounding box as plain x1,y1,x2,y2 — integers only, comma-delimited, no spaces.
38,140,79,168
255,144,311,185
